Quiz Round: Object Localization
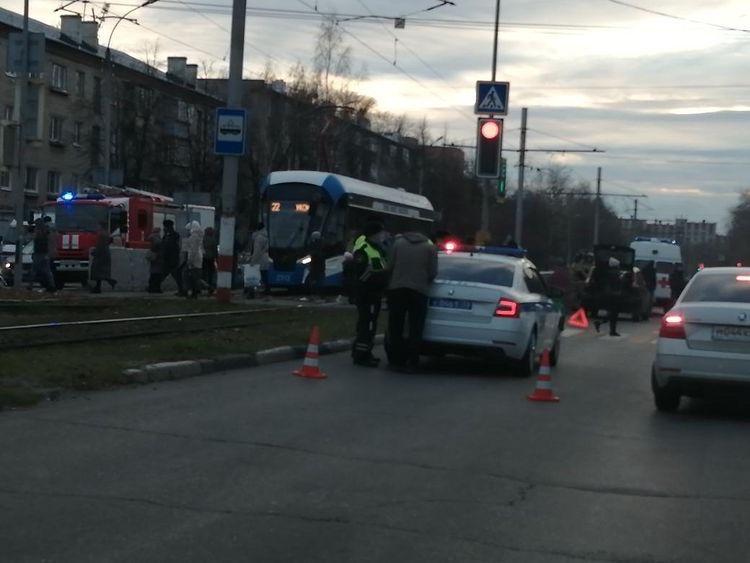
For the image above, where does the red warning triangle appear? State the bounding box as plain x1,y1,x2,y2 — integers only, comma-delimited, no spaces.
567,308,589,329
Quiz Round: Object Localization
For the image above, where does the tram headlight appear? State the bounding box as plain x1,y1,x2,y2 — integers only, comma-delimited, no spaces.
298,255,312,265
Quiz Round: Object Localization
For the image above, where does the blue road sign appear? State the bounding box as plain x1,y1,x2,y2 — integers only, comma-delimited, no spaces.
475,81,510,116
214,108,247,156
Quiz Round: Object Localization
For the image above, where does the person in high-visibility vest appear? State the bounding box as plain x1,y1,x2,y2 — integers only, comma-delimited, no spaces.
351,220,390,367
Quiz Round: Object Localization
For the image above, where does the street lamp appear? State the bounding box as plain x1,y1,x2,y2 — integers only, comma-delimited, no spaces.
103,0,159,186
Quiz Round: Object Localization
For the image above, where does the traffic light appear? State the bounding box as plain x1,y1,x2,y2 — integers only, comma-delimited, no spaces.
498,157,507,199
475,117,503,178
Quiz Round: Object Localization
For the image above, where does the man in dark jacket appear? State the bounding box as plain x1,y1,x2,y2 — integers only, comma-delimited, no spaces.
351,220,389,367
30,218,54,292
642,260,656,311
161,219,185,295
594,257,623,337
385,231,438,371
669,263,686,306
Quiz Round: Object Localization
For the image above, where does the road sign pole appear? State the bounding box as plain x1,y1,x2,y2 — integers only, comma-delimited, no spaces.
216,0,247,303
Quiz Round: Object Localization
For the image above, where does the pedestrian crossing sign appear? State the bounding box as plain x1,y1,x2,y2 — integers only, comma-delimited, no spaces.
475,81,510,115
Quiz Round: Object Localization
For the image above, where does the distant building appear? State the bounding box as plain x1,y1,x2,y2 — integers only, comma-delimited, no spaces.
619,217,717,245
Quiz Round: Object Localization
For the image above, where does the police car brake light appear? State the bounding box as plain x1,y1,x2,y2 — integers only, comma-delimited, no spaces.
494,299,520,318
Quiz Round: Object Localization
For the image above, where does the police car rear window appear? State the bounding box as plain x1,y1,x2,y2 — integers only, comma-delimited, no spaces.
437,257,515,287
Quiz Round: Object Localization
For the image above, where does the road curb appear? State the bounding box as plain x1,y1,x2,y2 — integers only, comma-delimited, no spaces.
121,334,385,384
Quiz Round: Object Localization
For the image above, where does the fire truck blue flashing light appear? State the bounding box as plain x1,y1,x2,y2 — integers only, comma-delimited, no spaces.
61,191,75,201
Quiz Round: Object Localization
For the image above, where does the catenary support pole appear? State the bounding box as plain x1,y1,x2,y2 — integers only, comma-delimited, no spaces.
216,0,247,302
514,107,527,246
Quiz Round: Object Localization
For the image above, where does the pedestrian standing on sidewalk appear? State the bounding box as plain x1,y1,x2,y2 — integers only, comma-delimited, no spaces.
146,227,163,293
185,221,204,299
350,220,389,367
30,218,55,292
161,219,186,296
308,230,326,302
90,222,116,293
44,216,59,291
250,222,271,296
385,231,438,371
202,226,217,295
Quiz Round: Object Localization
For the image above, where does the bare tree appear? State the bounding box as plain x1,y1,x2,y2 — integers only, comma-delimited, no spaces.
313,16,352,102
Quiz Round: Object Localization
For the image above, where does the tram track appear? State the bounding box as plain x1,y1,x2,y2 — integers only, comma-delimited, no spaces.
0,307,301,350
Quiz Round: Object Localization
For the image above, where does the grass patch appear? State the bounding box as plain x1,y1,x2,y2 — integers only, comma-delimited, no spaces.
1,307,358,396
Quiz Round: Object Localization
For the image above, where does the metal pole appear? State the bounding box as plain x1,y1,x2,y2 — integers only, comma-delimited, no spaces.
103,47,112,185
12,0,30,288
634,198,638,221
593,166,602,244
514,107,527,245
216,0,247,303
491,0,501,81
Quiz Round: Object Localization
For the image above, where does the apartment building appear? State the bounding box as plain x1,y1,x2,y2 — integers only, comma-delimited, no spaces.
0,7,221,230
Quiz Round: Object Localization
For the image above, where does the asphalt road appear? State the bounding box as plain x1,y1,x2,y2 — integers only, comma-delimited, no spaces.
2,316,750,563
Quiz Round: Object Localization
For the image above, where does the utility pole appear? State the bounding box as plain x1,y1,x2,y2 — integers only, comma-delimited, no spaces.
593,167,602,244
12,0,30,288
514,107,527,245
633,198,639,221
216,0,247,303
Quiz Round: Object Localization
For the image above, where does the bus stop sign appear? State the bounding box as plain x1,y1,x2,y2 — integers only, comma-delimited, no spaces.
214,108,247,156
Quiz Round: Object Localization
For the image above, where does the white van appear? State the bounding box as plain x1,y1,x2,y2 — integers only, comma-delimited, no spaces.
630,237,683,307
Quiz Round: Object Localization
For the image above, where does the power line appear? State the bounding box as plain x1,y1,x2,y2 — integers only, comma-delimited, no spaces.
527,127,601,151
604,0,750,34
294,0,475,122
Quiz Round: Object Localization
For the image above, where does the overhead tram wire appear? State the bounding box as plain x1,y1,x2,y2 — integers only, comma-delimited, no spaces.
604,0,750,34
355,0,454,86
98,2,623,33
85,0,278,66
295,0,475,122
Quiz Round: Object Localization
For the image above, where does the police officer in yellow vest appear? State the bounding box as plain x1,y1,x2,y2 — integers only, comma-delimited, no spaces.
351,220,390,367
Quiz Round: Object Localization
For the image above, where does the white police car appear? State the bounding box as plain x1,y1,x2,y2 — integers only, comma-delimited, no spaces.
420,245,565,376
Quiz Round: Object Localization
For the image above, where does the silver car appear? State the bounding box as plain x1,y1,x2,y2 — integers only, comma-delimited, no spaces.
652,267,750,412
421,248,564,376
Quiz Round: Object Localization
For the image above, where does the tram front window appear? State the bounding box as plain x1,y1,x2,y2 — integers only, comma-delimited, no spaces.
268,200,312,249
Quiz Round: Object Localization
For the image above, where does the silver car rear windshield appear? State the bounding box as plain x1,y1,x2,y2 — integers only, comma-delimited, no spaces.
437,257,515,287
682,274,750,303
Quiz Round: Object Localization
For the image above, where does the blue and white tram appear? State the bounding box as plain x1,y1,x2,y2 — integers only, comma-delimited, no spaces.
261,170,436,289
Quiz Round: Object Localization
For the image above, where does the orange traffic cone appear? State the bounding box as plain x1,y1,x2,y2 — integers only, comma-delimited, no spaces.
527,348,559,402
567,308,589,329
293,326,327,379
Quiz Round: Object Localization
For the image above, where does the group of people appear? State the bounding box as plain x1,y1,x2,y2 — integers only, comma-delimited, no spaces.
346,220,438,372
146,219,218,298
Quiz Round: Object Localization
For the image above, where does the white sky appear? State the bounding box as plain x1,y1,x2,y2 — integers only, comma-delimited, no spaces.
7,0,750,233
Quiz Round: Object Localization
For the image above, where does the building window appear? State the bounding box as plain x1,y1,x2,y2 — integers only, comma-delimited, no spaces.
177,100,189,123
76,71,85,96
51,63,67,91
3,105,12,121
94,77,102,114
49,115,65,143
0,168,10,191
25,167,38,193
73,121,83,146
47,170,61,195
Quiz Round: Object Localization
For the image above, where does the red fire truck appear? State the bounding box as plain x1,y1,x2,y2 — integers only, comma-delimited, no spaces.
43,186,215,287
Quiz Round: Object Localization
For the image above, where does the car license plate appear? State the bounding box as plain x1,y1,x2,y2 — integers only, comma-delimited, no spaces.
429,297,472,310
712,325,750,342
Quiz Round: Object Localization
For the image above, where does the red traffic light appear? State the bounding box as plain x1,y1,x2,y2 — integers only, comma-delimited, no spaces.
480,120,500,140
